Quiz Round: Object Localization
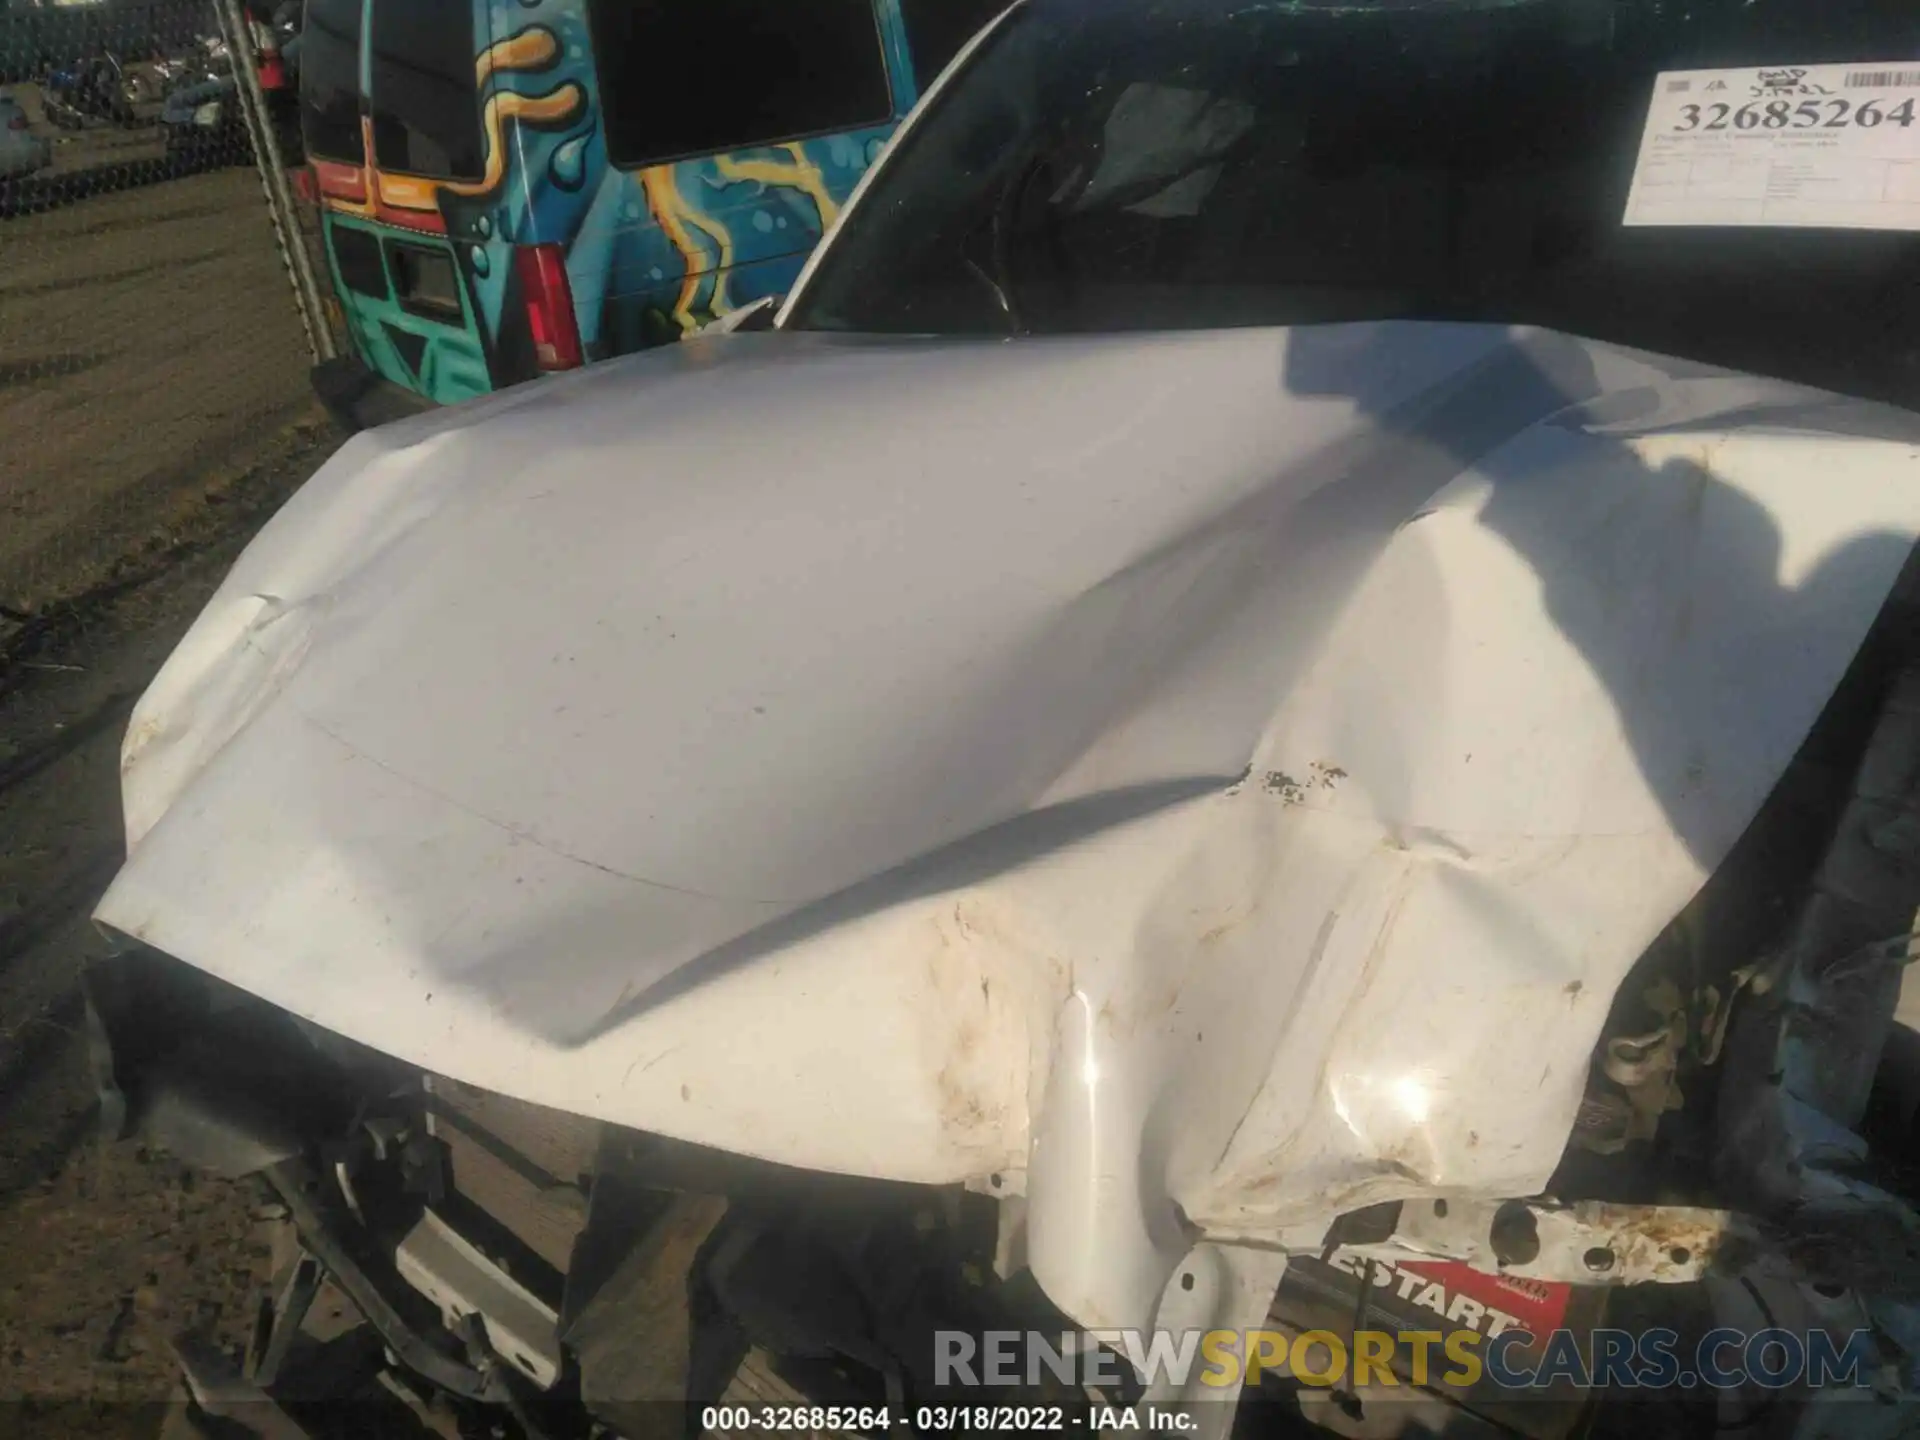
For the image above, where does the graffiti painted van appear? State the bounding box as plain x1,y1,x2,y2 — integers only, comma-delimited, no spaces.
300,0,1003,419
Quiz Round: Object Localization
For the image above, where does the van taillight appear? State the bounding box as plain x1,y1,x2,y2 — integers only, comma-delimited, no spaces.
514,244,583,372
7,112,26,131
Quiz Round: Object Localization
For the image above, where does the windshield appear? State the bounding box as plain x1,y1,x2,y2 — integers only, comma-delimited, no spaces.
786,0,1920,404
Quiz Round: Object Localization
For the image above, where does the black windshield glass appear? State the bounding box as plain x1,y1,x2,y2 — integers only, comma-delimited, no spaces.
787,0,1920,405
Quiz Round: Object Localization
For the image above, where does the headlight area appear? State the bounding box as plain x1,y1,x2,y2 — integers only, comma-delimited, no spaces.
79,942,1103,1438
83,940,372,1180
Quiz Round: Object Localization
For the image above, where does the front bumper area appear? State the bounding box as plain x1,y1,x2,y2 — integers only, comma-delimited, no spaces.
77,942,1068,1438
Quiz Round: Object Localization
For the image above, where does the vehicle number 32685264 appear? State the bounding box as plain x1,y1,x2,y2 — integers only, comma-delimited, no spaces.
1675,97,1919,132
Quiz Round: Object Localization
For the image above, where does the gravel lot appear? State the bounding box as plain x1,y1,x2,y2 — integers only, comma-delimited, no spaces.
0,419,341,1436
0,163,318,608
0,151,345,1434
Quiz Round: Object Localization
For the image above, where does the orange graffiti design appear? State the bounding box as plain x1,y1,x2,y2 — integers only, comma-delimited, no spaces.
476,27,559,88
444,84,588,198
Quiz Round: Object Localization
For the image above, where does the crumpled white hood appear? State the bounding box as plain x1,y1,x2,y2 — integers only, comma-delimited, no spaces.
96,322,1920,1332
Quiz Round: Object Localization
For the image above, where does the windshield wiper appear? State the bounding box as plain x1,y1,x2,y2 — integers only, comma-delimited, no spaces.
971,130,1254,334
962,254,1016,325
965,144,1054,335
961,139,1075,335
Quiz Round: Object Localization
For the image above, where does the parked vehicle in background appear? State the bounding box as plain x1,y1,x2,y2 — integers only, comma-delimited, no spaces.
0,93,51,178
160,1,302,173
247,0,302,162
119,54,166,106
160,71,247,171
0,0,211,89
300,0,1009,422
40,50,138,129
142,34,229,99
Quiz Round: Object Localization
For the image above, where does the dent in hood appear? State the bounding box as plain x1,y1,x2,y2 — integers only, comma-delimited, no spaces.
98,321,1920,1332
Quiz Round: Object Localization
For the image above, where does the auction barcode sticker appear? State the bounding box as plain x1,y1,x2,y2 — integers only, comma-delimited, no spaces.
1624,62,1920,230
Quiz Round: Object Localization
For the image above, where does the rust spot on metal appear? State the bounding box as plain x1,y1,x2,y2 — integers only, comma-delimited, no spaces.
1606,1206,1723,1262
1266,763,1346,804
121,715,163,774
1263,771,1306,803
926,910,1008,1148
939,1087,990,1135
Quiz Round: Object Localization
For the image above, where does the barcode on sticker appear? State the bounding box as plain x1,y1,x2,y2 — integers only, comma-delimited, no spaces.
1665,78,1691,93
1846,69,1920,88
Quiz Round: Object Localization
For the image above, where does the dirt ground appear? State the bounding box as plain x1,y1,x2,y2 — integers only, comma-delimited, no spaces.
0,418,341,1438
0,144,346,1433
0,162,318,608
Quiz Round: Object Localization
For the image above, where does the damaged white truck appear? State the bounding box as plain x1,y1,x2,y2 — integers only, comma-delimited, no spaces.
84,0,1920,1436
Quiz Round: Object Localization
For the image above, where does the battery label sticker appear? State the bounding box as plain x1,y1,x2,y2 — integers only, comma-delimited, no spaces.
1624,63,1920,230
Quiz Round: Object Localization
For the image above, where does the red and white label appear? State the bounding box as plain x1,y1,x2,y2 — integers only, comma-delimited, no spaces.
1326,1253,1573,1343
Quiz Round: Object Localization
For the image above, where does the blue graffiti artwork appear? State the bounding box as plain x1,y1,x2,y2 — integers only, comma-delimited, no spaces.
441,0,909,364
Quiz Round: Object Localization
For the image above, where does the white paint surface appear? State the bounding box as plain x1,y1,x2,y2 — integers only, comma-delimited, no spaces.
96,321,1920,1336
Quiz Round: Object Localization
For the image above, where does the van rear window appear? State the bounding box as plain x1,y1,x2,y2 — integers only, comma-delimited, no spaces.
329,224,389,299
369,0,485,180
388,242,465,323
587,0,892,169
300,0,364,162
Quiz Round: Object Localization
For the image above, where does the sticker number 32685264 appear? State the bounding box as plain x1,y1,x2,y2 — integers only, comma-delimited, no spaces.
1625,63,1920,231
1673,96,1916,132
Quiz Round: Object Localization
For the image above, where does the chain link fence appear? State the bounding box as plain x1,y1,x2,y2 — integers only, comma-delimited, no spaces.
0,0,341,614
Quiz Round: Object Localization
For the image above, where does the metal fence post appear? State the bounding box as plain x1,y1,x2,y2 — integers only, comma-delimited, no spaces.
212,0,336,364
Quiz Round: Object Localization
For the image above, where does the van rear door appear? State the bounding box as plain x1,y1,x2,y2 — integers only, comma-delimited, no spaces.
578,0,902,344
304,0,497,402
323,215,492,402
